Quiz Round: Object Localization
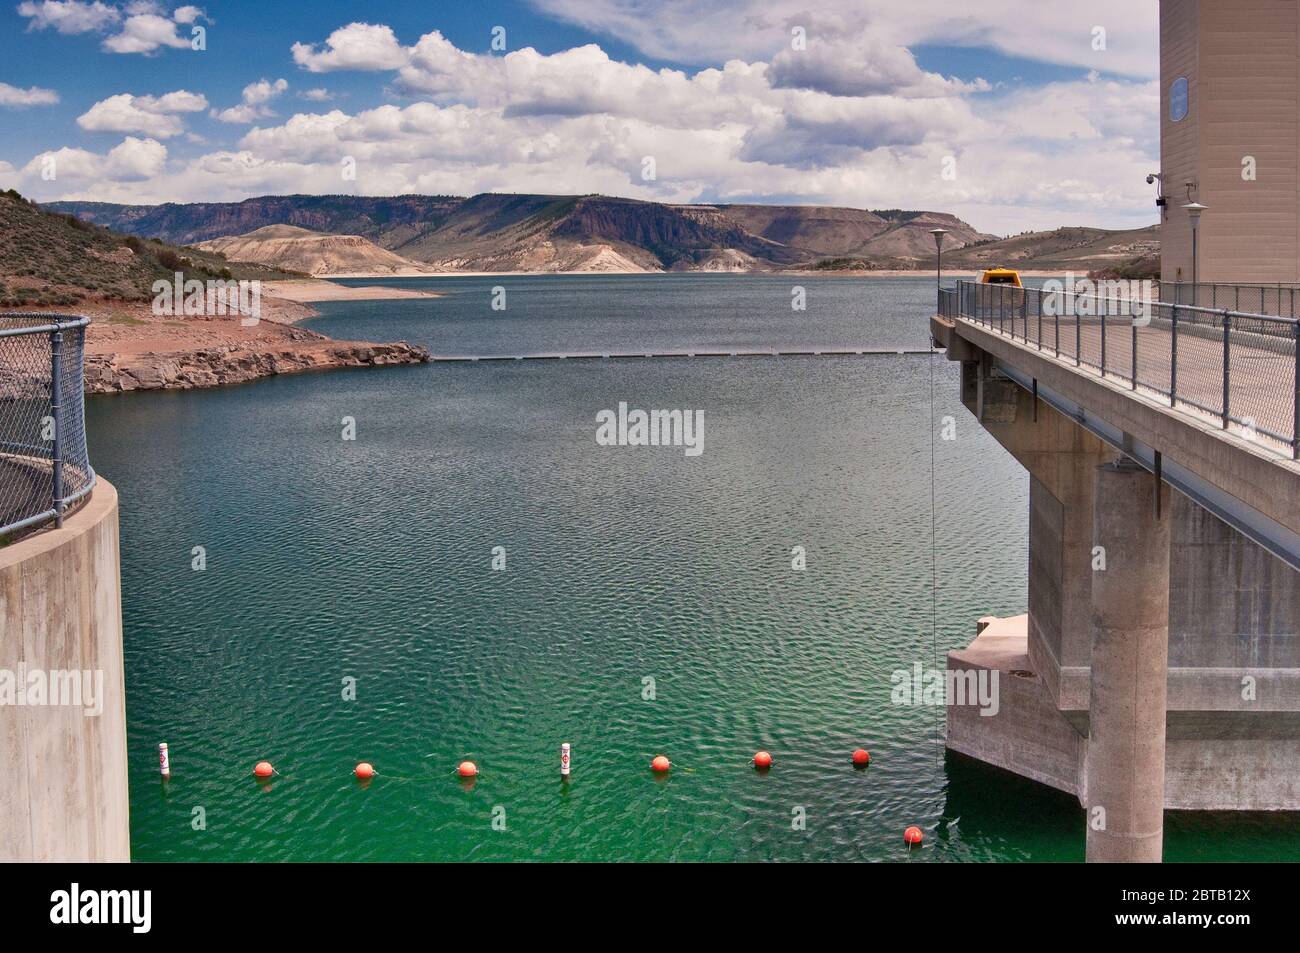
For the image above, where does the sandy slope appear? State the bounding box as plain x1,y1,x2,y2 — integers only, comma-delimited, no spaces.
196,225,438,277
259,280,442,306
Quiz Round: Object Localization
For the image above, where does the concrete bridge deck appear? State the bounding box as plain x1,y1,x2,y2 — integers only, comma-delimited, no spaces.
966,311,1297,456
935,310,1300,562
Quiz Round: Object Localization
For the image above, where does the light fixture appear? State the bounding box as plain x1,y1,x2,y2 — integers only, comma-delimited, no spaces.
1183,203,1207,291
929,228,949,310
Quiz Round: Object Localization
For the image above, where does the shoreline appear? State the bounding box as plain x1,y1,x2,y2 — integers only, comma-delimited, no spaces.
28,279,438,394
40,269,1086,394
261,279,444,309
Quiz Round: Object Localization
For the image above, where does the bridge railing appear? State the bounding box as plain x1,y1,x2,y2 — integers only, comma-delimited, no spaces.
0,313,96,539
942,281,1300,460
938,286,959,319
1161,281,1300,319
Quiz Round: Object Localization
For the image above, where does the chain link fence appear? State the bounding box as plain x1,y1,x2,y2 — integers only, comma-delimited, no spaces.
0,313,96,540
1161,281,1300,320
940,282,1300,460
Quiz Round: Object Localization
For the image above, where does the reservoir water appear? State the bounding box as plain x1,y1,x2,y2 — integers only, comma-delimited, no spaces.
87,274,1298,861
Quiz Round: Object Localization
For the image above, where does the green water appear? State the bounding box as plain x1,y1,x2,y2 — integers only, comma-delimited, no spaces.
86,275,1299,861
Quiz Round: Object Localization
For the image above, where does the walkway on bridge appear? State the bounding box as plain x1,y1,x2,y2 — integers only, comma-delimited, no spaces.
942,282,1299,459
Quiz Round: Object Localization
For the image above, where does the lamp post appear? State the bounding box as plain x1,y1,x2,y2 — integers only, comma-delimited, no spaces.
930,227,949,312
1184,202,1207,304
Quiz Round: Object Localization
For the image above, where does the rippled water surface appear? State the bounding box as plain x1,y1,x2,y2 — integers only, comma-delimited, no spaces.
86,275,1295,861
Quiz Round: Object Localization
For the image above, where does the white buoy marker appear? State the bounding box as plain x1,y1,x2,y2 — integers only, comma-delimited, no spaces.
158,742,171,779
560,742,571,778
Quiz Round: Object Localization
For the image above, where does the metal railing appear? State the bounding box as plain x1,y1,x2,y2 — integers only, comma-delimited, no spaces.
939,281,1300,460
0,313,96,539
1161,281,1300,320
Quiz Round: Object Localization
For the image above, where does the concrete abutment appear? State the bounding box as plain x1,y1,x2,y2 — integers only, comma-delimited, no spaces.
0,480,128,862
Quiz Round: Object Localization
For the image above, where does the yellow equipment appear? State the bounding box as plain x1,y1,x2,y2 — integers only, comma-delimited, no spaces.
980,268,1023,287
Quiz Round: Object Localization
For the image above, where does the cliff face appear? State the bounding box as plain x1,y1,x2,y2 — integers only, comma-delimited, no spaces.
50,192,998,273
720,205,891,255
548,198,801,267
53,195,462,247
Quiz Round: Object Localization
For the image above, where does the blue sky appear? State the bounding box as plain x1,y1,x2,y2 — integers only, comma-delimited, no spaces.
0,1,1161,233
0,2,674,157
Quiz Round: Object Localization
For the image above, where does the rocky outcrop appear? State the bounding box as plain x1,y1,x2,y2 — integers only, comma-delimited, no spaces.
84,341,430,393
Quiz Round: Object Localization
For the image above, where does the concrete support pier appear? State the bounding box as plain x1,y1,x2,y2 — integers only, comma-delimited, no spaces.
1084,459,1171,863
0,479,128,862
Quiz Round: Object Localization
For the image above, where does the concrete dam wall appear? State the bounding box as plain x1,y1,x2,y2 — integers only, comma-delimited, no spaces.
0,479,129,861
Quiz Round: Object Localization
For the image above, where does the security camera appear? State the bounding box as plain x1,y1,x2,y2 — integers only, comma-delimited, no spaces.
1147,172,1167,211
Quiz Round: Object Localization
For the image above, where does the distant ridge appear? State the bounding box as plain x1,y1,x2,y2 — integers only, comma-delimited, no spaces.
943,225,1159,274
48,193,999,273
48,193,1158,275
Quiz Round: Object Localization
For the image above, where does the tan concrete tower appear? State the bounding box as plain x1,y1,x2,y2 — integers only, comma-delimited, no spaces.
1160,0,1300,283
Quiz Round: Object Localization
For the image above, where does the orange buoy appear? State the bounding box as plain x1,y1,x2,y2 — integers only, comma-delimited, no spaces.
355,762,375,780
904,825,924,845
457,760,478,778
753,750,773,769
253,760,274,779
852,748,871,766
650,755,671,773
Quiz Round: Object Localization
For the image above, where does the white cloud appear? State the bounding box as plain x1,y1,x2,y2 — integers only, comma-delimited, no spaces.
11,21,1158,231
396,33,771,126
532,0,1159,79
241,78,287,106
0,82,60,107
18,1,200,54
101,134,167,177
148,89,206,111
103,10,192,54
212,77,288,123
76,89,208,137
768,32,987,97
21,136,167,186
299,87,335,102
291,22,408,72
996,73,1159,146
17,0,120,33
